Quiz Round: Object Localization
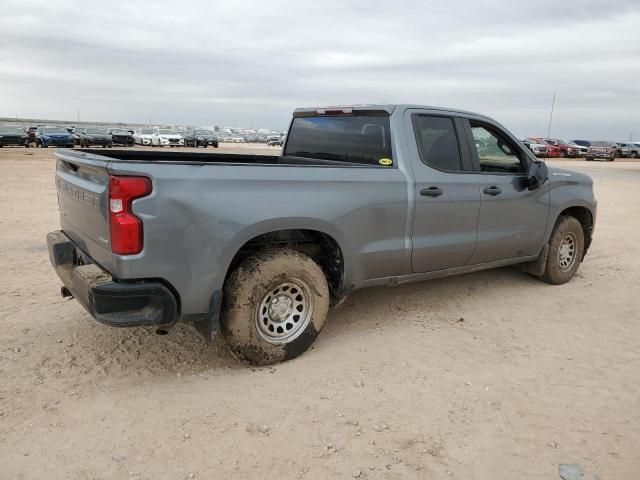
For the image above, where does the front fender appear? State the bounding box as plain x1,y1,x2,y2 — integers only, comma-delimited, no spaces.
545,177,597,244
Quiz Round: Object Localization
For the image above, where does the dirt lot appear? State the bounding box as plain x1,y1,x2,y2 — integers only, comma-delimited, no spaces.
1,145,639,479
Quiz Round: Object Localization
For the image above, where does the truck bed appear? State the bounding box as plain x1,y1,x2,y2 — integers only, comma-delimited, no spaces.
75,148,382,167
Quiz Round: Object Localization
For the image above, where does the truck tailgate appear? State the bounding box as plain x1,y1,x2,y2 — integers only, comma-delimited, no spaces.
55,150,112,262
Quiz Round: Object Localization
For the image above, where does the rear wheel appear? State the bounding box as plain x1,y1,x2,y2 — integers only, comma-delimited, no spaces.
221,249,330,365
539,216,585,285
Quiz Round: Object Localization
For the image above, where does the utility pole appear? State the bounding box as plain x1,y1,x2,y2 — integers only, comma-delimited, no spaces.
630,132,634,142
546,92,556,139
77,107,80,123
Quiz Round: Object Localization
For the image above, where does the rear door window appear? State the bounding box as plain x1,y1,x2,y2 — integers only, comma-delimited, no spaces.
412,115,463,172
284,115,392,166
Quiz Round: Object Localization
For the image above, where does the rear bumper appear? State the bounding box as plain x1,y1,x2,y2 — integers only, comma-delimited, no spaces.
47,230,178,328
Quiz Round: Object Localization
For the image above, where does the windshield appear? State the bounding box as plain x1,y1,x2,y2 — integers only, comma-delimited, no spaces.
42,127,69,134
194,130,211,135
85,128,109,134
140,129,153,134
284,114,393,165
159,129,176,135
590,141,611,147
110,129,129,134
0,126,24,134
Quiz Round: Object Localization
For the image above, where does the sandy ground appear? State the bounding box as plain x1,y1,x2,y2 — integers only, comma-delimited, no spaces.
0,145,639,480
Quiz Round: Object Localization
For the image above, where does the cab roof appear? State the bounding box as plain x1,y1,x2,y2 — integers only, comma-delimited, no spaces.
293,104,493,121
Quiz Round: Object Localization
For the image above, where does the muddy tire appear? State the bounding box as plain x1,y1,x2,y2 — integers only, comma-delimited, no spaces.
221,249,330,365
539,216,585,285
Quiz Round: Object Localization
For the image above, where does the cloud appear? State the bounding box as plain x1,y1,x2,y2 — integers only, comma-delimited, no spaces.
0,0,639,138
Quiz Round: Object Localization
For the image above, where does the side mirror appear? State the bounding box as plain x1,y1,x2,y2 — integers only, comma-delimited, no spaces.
527,160,548,190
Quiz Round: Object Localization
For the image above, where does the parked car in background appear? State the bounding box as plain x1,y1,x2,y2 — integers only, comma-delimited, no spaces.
267,135,283,146
535,138,563,158
614,143,633,158
80,128,113,148
0,126,28,147
26,126,37,146
521,138,547,157
586,141,617,161
36,126,75,148
545,139,582,157
133,128,155,146
152,129,183,147
628,142,640,158
183,129,219,148
526,138,562,157
572,140,592,154
109,128,134,147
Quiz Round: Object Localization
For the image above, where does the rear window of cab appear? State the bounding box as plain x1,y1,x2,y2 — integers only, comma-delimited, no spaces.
284,115,393,166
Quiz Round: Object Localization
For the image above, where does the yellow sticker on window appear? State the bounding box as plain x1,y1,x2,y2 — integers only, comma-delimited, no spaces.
378,158,393,166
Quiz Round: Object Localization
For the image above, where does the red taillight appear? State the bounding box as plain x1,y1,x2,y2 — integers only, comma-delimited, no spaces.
108,176,152,255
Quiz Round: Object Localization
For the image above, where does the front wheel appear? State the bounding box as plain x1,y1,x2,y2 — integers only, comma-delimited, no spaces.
221,249,330,365
539,216,585,285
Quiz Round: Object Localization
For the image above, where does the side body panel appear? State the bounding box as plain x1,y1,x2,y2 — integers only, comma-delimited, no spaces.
104,160,411,315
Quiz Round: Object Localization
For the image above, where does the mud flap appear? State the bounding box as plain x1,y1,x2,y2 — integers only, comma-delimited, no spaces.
517,243,549,277
193,290,223,342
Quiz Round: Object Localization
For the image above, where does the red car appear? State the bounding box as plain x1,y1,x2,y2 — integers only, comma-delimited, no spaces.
545,139,582,157
527,138,562,157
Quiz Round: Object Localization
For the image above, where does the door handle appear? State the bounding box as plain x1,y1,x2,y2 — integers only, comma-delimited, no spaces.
483,186,502,196
420,187,443,197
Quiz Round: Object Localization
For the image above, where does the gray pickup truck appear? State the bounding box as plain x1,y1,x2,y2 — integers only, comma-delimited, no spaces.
47,104,596,364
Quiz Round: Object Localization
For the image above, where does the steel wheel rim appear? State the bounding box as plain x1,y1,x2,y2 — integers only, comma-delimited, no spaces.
255,278,313,345
557,233,577,271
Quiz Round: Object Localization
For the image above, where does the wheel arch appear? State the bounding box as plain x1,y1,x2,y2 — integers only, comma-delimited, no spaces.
551,205,595,258
221,221,349,302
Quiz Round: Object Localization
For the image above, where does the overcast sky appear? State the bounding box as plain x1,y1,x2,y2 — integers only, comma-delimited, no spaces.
1,0,639,139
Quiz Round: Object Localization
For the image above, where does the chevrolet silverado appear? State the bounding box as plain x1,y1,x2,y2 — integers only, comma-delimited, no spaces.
47,104,596,365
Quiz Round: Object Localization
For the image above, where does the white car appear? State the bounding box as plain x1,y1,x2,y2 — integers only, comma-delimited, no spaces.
151,129,184,147
521,138,547,158
133,128,155,146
